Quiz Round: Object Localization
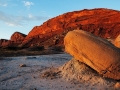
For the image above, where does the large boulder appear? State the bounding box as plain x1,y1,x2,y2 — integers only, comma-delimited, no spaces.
64,30,120,80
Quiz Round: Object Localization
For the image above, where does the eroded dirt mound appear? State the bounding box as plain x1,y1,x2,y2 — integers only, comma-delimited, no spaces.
59,58,119,89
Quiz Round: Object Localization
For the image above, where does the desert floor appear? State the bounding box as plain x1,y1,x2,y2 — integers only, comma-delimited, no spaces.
0,53,119,90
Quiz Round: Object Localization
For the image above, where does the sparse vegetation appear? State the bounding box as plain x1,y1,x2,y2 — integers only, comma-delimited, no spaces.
0,47,63,57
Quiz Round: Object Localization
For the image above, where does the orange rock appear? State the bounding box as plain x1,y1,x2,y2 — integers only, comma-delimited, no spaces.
2,8,120,48
0,32,26,48
114,34,120,48
0,39,9,47
10,32,26,44
64,30,120,80
22,8,120,47
114,82,120,89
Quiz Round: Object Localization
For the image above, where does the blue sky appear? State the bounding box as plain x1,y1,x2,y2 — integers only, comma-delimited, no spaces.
0,0,120,39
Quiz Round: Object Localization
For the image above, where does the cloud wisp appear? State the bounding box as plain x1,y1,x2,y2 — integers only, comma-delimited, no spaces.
0,3,7,7
23,1,34,9
0,11,50,27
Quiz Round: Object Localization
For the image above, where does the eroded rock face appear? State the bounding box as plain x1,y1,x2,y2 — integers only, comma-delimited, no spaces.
0,32,26,48
22,8,120,47
64,30,120,80
0,39,9,47
10,32,26,44
1,8,120,48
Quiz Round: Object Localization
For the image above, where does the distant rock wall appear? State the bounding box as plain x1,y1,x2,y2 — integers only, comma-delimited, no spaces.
0,39,9,47
22,8,120,47
1,8,120,48
10,32,26,44
0,32,26,48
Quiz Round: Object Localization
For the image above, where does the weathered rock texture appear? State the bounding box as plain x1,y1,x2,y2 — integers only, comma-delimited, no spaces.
10,32,26,44
64,30,120,80
1,8,120,48
114,34,120,48
0,32,26,48
22,8,120,47
0,39,9,47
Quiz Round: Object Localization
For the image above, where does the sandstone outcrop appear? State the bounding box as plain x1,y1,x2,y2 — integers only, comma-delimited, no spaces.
1,8,120,48
22,8,120,47
10,32,26,45
64,30,120,80
0,39,9,47
0,32,26,48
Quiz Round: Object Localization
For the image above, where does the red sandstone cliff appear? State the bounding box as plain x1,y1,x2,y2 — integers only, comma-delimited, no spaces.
1,8,120,48
0,32,26,48
10,32,26,44
22,8,120,47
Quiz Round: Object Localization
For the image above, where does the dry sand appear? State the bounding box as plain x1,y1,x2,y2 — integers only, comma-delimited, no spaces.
0,53,120,90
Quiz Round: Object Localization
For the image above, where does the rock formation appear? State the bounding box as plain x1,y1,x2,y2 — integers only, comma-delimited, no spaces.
0,32,26,48
64,30,120,80
1,8,120,48
22,8,120,47
10,32,26,44
0,39,9,47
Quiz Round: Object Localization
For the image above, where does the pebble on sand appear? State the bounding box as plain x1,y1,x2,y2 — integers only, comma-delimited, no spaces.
19,64,27,67
114,82,120,89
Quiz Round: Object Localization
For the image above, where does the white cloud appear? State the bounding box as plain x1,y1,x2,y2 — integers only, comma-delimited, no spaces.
28,14,33,18
23,1,34,8
0,11,50,27
6,22,20,26
0,3,7,7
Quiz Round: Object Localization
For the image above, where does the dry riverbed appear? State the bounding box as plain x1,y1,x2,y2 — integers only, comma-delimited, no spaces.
0,53,120,90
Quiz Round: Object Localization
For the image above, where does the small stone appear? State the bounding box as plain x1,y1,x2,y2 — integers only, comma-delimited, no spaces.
32,76,35,78
19,64,26,67
114,82,120,89
34,88,37,90
0,67,3,70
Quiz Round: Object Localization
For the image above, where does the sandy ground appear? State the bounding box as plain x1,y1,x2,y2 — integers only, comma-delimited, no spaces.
0,53,120,90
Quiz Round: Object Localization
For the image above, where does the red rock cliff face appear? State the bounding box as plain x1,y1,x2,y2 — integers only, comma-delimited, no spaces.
0,32,26,48
10,32,27,47
22,8,120,47
0,39,9,47
10,32,26,44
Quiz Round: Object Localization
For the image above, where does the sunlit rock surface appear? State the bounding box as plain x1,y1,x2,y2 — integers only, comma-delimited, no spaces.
22,8,120,47
64,30,120,80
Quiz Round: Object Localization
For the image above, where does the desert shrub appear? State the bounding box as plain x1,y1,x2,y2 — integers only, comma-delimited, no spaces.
49,46,64,52
28,46,44,51
2,46,19,50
